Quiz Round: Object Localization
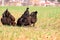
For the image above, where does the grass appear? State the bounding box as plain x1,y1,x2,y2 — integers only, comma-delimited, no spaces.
0,6,60,40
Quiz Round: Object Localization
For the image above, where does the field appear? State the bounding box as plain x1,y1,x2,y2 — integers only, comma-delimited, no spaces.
0,6,60,40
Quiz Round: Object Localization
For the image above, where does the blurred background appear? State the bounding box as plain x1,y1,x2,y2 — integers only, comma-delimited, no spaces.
0,0,60,6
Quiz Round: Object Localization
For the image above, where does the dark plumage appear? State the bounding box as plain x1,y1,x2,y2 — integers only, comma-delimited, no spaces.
17,7,38,27
22,11,38,26
2,9,10,17
30,11,38,26
17,7,30,26
1,9,16,26
20,7,29,18
1,17,11,25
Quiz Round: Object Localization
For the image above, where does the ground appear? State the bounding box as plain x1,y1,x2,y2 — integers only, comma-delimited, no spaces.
0,6,60,40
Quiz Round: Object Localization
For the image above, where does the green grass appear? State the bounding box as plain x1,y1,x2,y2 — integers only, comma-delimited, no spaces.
0,6,60,40
0,6,60,18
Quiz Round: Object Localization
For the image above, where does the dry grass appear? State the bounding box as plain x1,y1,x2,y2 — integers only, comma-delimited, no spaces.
0,6,60,40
